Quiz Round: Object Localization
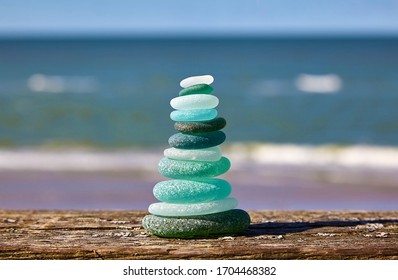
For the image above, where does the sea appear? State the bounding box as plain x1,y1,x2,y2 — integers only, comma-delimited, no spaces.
0,37,398,210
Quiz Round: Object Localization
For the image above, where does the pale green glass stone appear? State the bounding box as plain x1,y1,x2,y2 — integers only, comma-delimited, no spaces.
170,109,217,122
180,75,214,88
170,94,219,110
148,197,238,217
153,178,231,203
158,156,230,179
164,146,222,161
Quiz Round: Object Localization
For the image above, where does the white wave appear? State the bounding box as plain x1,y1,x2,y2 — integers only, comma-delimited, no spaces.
0,149,160,172
1,144,398,172
224,143,398,170
27,74,99,93
295,74,342,93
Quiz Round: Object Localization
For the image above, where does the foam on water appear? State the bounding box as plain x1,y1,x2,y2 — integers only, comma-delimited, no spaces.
1,144,397,211
0,148,159,171
1,143,398,172
226,143,398,170
295,74,342,93
27,74,99,93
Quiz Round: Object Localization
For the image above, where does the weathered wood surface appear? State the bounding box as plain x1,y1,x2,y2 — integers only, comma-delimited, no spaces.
1,210,397,260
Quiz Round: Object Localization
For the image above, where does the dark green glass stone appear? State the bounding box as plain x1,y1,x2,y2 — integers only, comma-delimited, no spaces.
179,83,214,96
168,131,225,149
174,117,226,133
142,209,251,238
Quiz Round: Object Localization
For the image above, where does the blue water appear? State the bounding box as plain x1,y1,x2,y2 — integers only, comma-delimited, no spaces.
1,37,398,147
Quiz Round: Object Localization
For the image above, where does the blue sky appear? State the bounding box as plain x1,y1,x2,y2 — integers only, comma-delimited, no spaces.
1,0,398,37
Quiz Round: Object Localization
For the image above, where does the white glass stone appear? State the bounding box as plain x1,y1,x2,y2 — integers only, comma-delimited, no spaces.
180,75,214,88
164,146,222,162
148,197,238,217
170,94,219,110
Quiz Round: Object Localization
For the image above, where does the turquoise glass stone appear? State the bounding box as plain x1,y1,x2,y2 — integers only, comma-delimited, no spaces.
170,94,219,110
168,131,225,149
158,156,231,179
142,209,251,238
170,109,217,122
179,84,214,96
148,197,238,217
164,146,222,162
153,178,232,203
174,117,226,133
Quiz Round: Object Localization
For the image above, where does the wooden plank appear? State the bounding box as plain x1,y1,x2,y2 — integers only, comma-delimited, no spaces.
0,210,397,259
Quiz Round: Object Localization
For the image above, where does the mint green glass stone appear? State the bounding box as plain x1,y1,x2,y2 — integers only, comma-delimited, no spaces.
170,109,217,122
164,146,222,162
148,197,238,217
179,84,214,96
158,157,230,179
170,94,219,110
153,178,231,203
142,209,251,238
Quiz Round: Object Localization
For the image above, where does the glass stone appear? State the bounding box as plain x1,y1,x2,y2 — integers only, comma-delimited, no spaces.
153,178,231,203
148,197,238,217
164,146,222,162
142,209,251,238
168,131,225,149
174,117,226,133
179,84,214,96
158,156,231,179
180,75,214,88
170,94,219,110
170,109,217,122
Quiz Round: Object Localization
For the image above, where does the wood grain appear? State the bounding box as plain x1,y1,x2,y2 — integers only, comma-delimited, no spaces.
1,210,397,259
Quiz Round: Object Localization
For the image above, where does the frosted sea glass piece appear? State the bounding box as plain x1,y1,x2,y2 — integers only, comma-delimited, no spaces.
168,131,225,149
179,84,214,96
170,109,217,122
170,94,219,110
164,146,222,161
142,209,251,238
153,178,231,203
174,117,226,133
158,156,230,179
148,197,238,217
180,75,214,88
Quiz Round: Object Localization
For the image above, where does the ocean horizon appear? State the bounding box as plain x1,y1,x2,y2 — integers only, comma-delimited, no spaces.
1,37,398,147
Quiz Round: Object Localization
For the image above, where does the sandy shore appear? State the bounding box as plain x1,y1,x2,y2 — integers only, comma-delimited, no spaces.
1,145,397,210
1,166,397,211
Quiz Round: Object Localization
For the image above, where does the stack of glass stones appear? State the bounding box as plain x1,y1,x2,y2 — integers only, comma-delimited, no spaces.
142,75,250,238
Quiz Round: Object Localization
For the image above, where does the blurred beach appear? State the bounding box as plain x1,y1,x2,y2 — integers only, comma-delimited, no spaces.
1,37,398,210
